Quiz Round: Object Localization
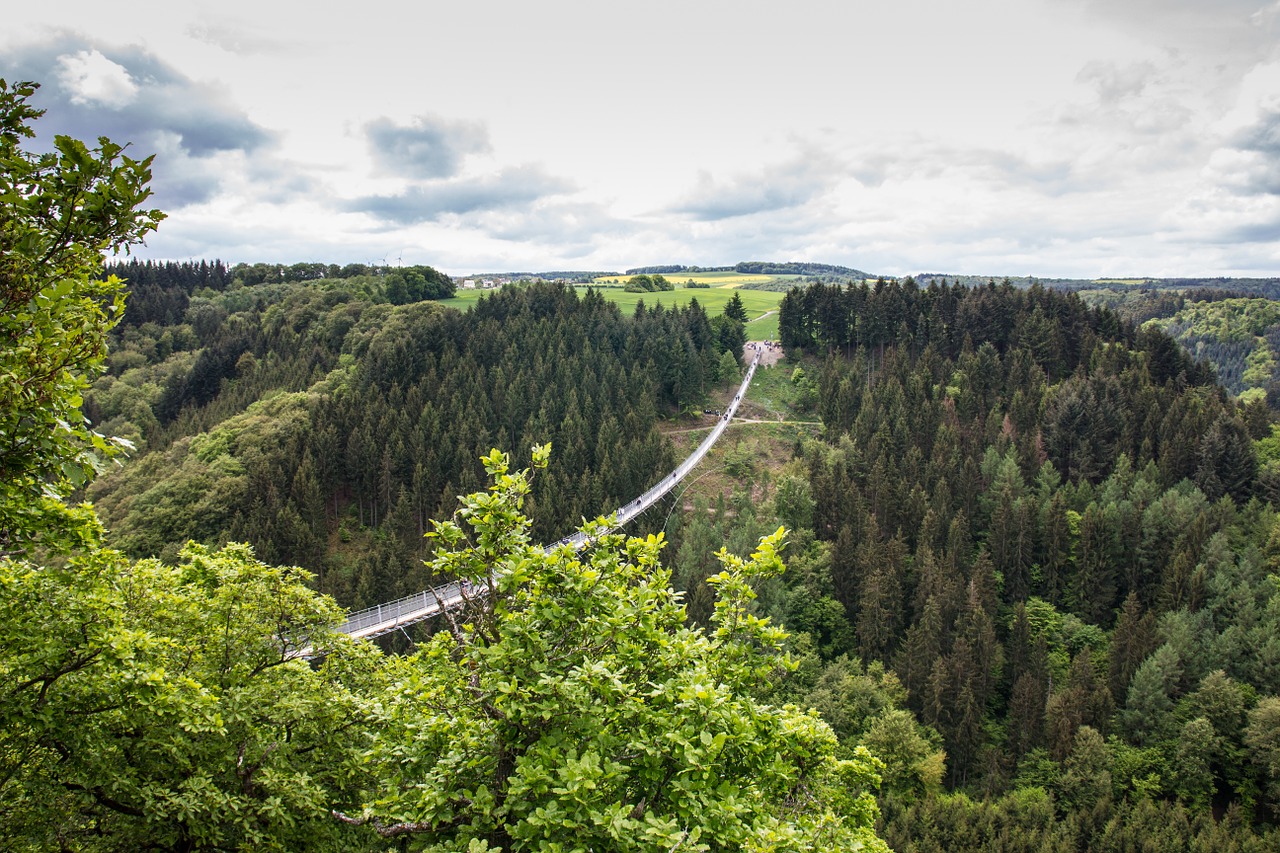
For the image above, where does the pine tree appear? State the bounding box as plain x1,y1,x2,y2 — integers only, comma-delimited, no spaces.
1108,592,1157,702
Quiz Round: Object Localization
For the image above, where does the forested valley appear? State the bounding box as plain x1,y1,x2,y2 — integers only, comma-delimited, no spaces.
84,260,744,610
77,261,1280,851
9,75,1280,851
755,281,1280,849
5,77,884,852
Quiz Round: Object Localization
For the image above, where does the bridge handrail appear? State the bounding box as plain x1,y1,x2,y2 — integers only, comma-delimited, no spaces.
336,352,760,639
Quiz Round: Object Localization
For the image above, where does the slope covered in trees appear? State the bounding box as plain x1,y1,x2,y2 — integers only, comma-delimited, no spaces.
76,242,1280,850
85,274,744,610
1141,297,1280,400
1,77,889,852
741,278,1280,848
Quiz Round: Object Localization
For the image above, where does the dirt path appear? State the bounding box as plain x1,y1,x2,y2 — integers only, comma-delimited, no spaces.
735,418,821,425
663,418,821,435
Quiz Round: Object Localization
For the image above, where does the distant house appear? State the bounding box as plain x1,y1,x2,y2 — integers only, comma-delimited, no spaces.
462,279,477,289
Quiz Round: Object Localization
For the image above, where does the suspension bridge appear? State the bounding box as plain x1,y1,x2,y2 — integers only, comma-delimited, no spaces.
335,351,762,641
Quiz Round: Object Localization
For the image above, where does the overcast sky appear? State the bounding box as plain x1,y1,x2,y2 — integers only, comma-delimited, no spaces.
6,1,1280,277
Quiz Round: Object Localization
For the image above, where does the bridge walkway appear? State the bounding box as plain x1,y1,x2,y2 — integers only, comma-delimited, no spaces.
336,352,762,640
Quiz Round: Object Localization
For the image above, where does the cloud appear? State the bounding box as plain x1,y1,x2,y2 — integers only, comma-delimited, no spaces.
184,19,296,56
1169,94,1280,240
365,114,490,179
56,49,137,108
4,38,270,154
1235,102,1280,159
1156,84,1280,254
1057,58,1198,141
461,199,647,261
841,138,1084,198
2,36,280,209
1062,0,1280,61
1076,60,1157,105
345,165,574,224
672,153,840,221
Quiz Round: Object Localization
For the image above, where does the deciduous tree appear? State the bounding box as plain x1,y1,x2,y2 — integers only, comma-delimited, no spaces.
0,79,162,553
351,449,890,852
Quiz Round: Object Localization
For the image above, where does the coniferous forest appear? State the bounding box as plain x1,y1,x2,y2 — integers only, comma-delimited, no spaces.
78,267,1280,851
84,263,747,610
9,76,1280,851
757,280,1280,850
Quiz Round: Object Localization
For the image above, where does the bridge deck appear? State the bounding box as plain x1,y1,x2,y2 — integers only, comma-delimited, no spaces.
335,353,761,640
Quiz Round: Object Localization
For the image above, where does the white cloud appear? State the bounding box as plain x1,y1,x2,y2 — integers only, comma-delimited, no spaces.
56,49,137,108
344,165,575,224
184,18,295,55
671,152,841,221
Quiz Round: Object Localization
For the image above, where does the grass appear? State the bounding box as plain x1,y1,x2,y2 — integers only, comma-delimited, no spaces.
662,424,814,512
572,286,783,322
737,357,800,420
744,311,779,340
437,283,785,329
436,289,494,310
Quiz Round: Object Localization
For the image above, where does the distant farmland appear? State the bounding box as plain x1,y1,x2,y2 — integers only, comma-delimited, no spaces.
439,278,786,340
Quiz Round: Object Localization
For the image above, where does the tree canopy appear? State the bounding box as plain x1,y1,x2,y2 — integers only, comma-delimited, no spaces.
0,80,892,851
345,448,889,851
0,79,162,554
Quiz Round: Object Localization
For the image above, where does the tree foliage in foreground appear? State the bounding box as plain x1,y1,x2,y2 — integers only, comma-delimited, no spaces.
349,448,889,852
0,78,893,851
0,78,162,555
0,536,382,850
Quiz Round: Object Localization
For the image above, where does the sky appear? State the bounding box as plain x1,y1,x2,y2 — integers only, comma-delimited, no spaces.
5,1,1280,277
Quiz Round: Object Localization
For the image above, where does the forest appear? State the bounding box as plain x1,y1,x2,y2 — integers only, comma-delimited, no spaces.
83,260,747,611
72,268,1280,851
2,77,877,852
737,280,1280,849
9,72,1280,851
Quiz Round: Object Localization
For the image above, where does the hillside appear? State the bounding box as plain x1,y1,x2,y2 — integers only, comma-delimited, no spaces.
85,269,753,611
48,264,1280,850
754,279,1280,848
90,267,1280,847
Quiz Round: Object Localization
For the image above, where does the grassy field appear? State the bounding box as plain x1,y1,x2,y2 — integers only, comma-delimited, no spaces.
736,355,799,420
744,311,779,340
438,283,784,338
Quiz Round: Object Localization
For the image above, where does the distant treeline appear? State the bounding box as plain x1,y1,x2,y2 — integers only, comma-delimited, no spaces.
626,261,875,278
102,259,456,329
914,273,1280,300
462,271,617,283
735,260,874,278
626,264,732,275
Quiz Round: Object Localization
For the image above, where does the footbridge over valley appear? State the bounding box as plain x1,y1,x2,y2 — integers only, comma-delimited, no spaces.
335,351,762,642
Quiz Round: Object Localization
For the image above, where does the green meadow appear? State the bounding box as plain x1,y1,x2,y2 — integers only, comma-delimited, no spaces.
439,281,786,340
